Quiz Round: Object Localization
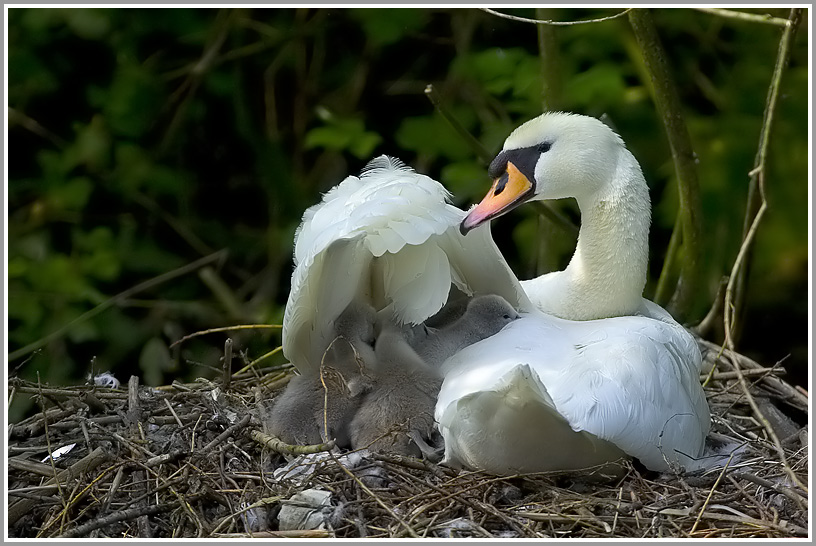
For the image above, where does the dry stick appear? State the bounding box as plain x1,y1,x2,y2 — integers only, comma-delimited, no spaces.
58,502,178,538
535,7,564,111
387,465,526,537
628,8,703,321
696,338,807,409
653,215,683,307
39,464,122,538
210,496,282,536
124,376,152,538
694,7,790,27
327,452,421,538
728,7,802,339
241,346,284,373
199,414,252,454
8,447,110,525
702,368,785,382
222,338,234,390
693,276,728,341
169,324,281,349
480,7,632,26
424,83,491,163
250,429,336,455
720,8,807,496
9,250,228,361
690,452,734,534
734,471,807,507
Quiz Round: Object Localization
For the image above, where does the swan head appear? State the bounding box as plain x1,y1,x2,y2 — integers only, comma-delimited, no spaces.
461,112,626,233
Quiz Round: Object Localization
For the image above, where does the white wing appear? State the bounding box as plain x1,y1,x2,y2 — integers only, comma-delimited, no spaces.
436,310,709,473
282,156,530,375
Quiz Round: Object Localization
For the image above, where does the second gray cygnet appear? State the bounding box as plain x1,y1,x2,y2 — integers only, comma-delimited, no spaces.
407,294,519,367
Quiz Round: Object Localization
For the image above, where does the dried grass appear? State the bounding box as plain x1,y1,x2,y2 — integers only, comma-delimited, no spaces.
7,339,808,539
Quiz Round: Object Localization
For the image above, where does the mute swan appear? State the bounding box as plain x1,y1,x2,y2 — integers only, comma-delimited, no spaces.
437,112,710,473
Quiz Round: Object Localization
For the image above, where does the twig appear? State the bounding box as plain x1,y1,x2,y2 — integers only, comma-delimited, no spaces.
690,452,733,534
58,502,178,538
728,7,803,342
241,346,283,374
720,8,806,496
169,324,281,349
199,414,252,454
8,447,110,525
535,7,564,111
653,215,682,306
480,7,632,26
628,8,703,321
702,367,785,382
9,250,228,361
424,84,492,164
213,530,332,538
694,7,790,27
210,495,282,535
689,512,807,537
249,430,336,455
733,471,808,507
694,276,728,339
222,338,233,390
327,453,421,538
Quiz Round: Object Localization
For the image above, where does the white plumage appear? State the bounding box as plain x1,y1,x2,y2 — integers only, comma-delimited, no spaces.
282,113,710,475
437,112,710,473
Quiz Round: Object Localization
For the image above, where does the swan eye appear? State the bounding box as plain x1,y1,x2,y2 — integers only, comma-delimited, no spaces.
536,142,552,154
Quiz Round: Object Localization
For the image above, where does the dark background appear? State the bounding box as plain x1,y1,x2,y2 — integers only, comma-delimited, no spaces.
7,8,809,420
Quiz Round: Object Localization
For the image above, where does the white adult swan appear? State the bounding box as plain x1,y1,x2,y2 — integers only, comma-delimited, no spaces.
435,112,710,474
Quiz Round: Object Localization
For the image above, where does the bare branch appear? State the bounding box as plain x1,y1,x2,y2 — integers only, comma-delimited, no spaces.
480,7,632,26
694,7,791,27
628,9,703,321
9,250,229,361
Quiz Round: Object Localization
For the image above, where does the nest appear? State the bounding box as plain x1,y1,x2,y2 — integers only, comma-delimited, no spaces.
7,338,808,539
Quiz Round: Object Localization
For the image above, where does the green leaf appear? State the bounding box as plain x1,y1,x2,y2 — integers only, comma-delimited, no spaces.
305,117,382,159
47,177,94,212
395,115,471,161
348,8,428,47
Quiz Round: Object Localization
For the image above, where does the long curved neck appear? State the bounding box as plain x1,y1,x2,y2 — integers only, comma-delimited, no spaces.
524,150,651,320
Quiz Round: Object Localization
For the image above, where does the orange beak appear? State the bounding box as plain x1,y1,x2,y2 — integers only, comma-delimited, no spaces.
460,161,534,234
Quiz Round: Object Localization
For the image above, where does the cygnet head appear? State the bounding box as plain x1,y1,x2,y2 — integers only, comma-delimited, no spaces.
462,295,519,337
461,112,627,233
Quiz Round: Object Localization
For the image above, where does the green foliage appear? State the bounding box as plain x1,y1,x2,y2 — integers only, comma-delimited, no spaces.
7,7,809,417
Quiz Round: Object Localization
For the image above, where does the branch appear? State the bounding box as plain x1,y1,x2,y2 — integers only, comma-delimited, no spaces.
628,9,703,322
424,84,491,164
480,7,632,26
169,323,281,349
730,7,803,340
721,8,806,496
694,7,790,27
9,250,229,361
